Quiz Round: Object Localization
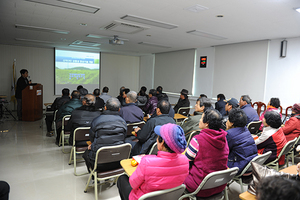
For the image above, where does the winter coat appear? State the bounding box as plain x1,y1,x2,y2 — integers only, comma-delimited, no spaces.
56,98,82,122
241,104,259,125
129,151,189,200
282,114,300,142
174,98,190,113
119,103,144,124
143,96,158,115
181,111,203,135
215,100,226,116
51,96,70,111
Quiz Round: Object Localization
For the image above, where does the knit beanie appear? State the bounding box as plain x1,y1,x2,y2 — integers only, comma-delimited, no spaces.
292,103,300,114
154,123,187,153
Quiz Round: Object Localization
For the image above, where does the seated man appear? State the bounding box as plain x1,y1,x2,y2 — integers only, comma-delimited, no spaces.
118,88,130,106
55,90,82,145
181,97,211,137
215,94,226,116
130,100,175,156
45,88,70,137
226,108,258,175
99,86,112,103
93,88,104,110
221,98,239,130
119,91,144,124
67,94,101,145
156,86,168,101
239,95,259,125
77,85,88,99
174,89,190,113
82,97,127,172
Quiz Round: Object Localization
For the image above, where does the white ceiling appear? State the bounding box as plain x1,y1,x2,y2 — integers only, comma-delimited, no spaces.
1,0,300,56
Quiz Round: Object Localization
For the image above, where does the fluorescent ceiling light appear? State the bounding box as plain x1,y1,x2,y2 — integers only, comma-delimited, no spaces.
185,4,208,13
86,34,129,41
15,38,54,43
138,42,171,48
121,15,178,29
295,7,300,13
71,40,101,47
15,24,70,34
69,45,100,49
25,0,100,13
186,30,227,40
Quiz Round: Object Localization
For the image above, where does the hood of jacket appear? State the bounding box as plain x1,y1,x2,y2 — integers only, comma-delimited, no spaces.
201,128,227,149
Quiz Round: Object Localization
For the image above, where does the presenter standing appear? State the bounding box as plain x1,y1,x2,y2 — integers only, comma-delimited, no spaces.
15,69,31,120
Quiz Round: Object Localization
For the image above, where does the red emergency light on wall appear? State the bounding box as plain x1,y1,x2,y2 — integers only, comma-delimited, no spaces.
200,56,207,68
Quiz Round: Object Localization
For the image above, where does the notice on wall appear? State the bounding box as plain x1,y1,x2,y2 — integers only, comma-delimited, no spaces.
36,90,42,96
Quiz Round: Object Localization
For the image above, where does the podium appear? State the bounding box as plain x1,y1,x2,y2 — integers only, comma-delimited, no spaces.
22,84,43,121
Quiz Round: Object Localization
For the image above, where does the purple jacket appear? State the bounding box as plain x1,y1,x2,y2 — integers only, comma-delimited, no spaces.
119,103,144,123
143,96,158,115
184,128,229,197
241,104,259,125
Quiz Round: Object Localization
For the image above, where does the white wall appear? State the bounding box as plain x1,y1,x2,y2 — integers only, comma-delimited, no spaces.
139,55,155,91
265,37,300,108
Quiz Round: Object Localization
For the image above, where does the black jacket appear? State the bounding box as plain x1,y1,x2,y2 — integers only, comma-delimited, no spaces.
95,97,105,110
67,105,101,144
131,114,175,156
174,98,190,113
215,100,226,116
51,96,70,111
88,110,127,160
15,76,29,99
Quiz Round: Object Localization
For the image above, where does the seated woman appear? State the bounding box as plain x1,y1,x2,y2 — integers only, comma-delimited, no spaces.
143,89,158,116
259,98,282,131
117,123,189,200
181,97,211,139
226,108,258,175
184,109,229,198
137,88,148,107
282,103,300,141
255,111,287,165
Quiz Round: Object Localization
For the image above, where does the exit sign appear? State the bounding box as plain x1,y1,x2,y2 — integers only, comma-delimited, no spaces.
200,56,207,68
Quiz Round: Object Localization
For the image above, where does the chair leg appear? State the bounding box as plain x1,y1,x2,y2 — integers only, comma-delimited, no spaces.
292,151,295,165
74,150,77,175
68,147,74,165
224,186,229,200
84,173,93,193
94,173,98,200
59,132,62,147
239,178,244,193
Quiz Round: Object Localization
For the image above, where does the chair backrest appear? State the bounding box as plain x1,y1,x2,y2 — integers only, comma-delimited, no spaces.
126,121,145,136
187,167,239,196
62,115,71,130
178,107,190,116
278,106,283,115
278,138,297,159
252,102,266,116
247,121,262,134
238,151,272,176
94,143,132,167
149,142,158,155
186,130,200,147
283,106,293,123
73,127,90,145
139,184,186,200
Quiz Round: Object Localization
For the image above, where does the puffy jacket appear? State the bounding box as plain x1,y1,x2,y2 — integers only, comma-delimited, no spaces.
143,96,158,115
215,100,227,116
131,114,175,156
66,105,101,144
137,95,147,106
259,107,282,131
241,104,259,125
88,110,127,160
51,96,70,111
129,151,189,200
119,103,144,123
181,111,203,135
282,114,300,142
56,98,82,121
226,126,258,174
184,128,229,197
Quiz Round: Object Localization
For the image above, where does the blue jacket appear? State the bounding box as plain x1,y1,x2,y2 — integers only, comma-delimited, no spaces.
226,126,258,174
241,104,259,125
119,103,144,123
215,100,226,116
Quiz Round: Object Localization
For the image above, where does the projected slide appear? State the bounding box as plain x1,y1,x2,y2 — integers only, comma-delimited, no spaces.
55,49,100,95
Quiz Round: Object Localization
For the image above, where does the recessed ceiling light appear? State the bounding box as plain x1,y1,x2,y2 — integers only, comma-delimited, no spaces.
15,24,70,34
15,38,54,43
121,15,178,29
80,23,87,26
138,42,171,48
69,45,100,49
295,7,300,13
186,30,227,40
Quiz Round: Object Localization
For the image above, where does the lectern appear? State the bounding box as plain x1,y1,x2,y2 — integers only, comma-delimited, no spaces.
22,84,43,121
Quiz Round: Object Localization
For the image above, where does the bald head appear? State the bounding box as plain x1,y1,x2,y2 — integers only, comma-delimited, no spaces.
126,91,137,103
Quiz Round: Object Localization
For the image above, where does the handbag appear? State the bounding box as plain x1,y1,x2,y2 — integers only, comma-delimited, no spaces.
247,162,298,195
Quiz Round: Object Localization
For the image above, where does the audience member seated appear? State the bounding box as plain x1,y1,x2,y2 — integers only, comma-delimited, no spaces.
156,86,168,101
226,108,258,175
99,86,112,103
215,93,226,116
67,94,101,145
45,88,70,137
221,98,239,130
0,181,10,200
255,111,287,165
239,95,259,125
118,88,130,106
77,85,88,98
151,103,175,119
184,109,229,198
181,97,211,138
259,98,282,131
282,103,300,141
82,97,127,173
143,89,158,116
174,89,190,113
116,86,125,104
199,94,207,98
117,123,189,200
137,89,148,107
138,86,148,99
131,100,175,156
256,176,300,200
119,91,144,124
55,90,82,145
93,88,104,110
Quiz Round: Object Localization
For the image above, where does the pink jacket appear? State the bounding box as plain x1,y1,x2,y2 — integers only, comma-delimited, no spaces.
259,107,282,131
129,151,189,200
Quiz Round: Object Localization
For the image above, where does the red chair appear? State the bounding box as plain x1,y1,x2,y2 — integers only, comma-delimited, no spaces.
252,102,266,117
283,106,293,123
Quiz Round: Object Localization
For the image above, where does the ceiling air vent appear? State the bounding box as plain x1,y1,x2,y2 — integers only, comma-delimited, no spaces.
71,40,101,47
101,20,149,34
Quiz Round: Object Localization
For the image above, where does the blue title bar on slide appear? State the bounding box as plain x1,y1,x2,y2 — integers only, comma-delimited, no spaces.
56,56,95,64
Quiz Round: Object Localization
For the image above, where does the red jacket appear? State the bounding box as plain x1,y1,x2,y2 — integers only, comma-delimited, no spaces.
282,115,300,141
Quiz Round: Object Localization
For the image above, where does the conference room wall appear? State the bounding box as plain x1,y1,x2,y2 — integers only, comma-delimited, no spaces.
139,55,155,90
265,37,300,108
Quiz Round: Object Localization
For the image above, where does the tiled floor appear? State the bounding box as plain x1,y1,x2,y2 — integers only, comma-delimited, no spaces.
0,114,247,200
